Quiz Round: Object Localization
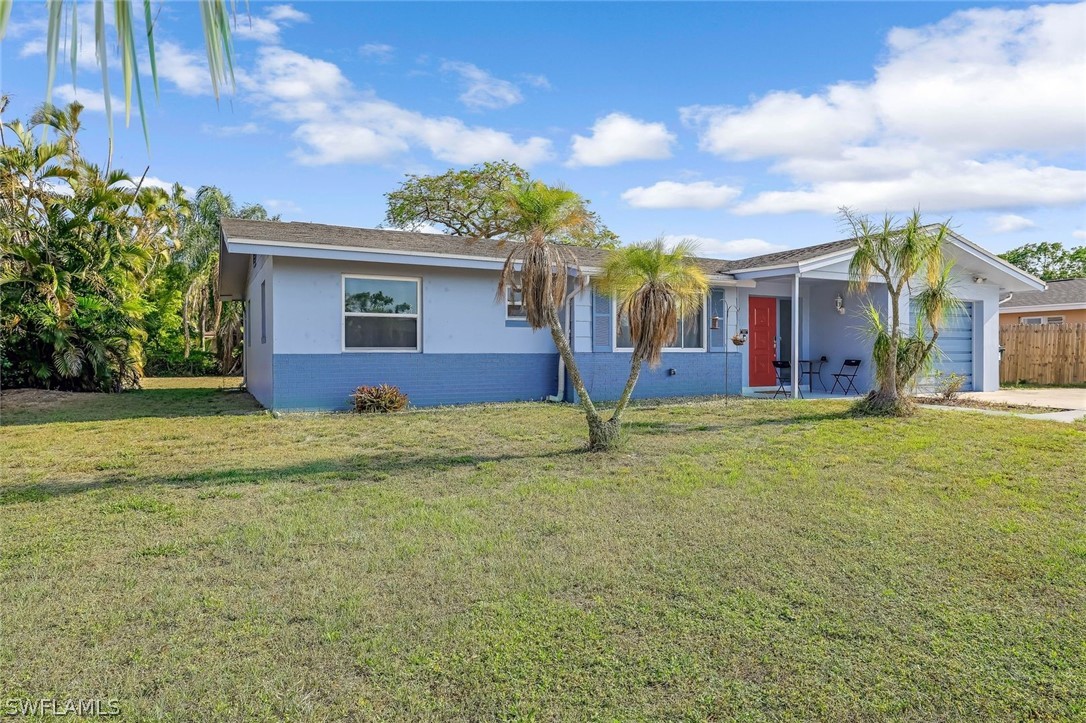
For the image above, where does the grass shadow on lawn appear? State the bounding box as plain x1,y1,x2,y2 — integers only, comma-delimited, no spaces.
1,385,264,426
0,447,593,505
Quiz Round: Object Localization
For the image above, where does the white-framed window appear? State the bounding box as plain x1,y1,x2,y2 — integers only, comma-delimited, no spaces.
342,274,420,351
614,297,707,351
1021,315,1065,325
506,286,527,320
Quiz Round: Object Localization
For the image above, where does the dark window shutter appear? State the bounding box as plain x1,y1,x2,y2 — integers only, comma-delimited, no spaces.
709,289,725,352
592,290,612,352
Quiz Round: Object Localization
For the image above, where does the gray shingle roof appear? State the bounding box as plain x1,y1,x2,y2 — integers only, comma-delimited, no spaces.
999,278,1085,308
723,238,858,271
220,219,736,275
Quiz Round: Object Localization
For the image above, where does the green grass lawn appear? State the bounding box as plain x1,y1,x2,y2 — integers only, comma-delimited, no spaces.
2,378,1084,721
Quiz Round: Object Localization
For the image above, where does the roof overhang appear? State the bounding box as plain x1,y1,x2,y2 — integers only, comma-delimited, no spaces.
943,230,1046,293
998,302,1083,314
728,232,1047,294
218,232,249,301
217,233,749,301
729,248,860,280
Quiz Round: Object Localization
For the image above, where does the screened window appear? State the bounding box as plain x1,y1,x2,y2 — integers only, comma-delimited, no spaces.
343,275,420,351
506,286,527,319
1020,315,1064,325
616,302,705,350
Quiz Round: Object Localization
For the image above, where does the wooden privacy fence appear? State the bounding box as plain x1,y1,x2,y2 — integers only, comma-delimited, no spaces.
1000,323,1086,385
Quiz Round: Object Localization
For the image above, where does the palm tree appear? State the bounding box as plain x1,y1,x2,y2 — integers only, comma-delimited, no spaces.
497,185,709,449
1,101,187,391
174,186,276,359
843,207,959,415
497,181,621,448
596,238,708,421
0,0,235,145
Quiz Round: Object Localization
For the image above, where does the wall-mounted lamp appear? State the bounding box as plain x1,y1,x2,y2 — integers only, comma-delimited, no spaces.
973,275,988,284
834,294,846,315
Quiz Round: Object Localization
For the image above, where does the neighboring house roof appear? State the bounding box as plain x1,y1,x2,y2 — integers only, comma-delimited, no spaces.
1000,278,1086,310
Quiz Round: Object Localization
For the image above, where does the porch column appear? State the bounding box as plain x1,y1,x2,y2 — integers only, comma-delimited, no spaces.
792,273,801,399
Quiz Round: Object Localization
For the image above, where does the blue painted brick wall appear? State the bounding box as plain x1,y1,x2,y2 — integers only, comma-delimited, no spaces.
569,352,742,402
273,353,558,410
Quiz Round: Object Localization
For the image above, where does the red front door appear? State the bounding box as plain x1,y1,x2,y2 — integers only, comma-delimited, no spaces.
749,297,777,386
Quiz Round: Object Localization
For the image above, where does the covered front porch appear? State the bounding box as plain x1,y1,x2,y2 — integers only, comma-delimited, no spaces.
728,273,882,399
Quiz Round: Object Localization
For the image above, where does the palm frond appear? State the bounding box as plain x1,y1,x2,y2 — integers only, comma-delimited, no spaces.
597,237,709,367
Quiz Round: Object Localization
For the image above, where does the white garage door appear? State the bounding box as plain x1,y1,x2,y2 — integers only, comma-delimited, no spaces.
911,300,974,392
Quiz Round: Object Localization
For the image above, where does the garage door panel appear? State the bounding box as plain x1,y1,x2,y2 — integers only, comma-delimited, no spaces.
912,300,974,392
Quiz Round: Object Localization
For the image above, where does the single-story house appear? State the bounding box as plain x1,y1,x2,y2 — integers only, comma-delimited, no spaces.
218,219,1045,410
999,278,1086,326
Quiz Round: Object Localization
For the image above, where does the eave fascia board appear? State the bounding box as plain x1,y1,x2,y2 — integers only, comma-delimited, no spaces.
226,238,510,271
999,302,1084,314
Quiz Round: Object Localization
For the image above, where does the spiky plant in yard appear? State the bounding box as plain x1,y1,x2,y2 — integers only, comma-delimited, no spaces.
595,238,708,427
843,207,959,416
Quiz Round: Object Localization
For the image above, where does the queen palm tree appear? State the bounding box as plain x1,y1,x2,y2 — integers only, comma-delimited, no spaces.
596,238,708,421
843,207,960,415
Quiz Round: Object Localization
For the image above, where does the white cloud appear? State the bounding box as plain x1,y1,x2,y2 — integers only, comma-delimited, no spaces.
681,86,875,161
662,235,786,259
233,4,309,43
360,43,395,62
622,181,741,209
441,61,523,110
156,42,212,96
1072,230,1086,240
263,198,302,214
568,113,676,167
266,5,308,23
732,157,1086,215
201,122,262,137
241,47,552,166
684,2,1086,215
520,74,551,90
988,214,1037,233
52,86,122,114
120,175,193,196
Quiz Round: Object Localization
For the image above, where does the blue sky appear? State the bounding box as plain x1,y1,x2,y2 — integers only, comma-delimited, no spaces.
2,1,1084,258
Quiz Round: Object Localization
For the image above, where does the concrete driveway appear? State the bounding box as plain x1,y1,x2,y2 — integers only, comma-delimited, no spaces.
961,387,1086,410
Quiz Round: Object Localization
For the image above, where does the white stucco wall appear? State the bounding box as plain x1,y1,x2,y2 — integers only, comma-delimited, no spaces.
245,255,274,407
807,282,884,393
271,257,557,355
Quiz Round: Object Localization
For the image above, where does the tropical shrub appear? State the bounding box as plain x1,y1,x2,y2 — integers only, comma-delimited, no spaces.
350,384,409,413
144,350,220,377
1,103,188,391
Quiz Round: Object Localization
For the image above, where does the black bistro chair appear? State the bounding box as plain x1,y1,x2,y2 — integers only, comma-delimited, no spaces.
830,359,863,395
772,360,800,399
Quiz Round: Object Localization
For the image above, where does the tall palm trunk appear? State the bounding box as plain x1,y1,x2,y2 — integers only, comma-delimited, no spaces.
543,306,621,450
182,294,191,358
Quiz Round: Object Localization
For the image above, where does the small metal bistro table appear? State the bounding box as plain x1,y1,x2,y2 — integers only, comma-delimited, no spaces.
799,357,828,393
